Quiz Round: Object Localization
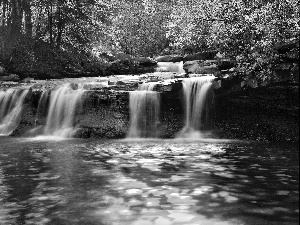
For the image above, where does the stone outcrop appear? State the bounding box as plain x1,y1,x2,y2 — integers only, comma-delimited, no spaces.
0,74,20,82
154,55,183,62
183,59,236,75
183,50,218,62
134,57,157,66
105,55,157,75
214,83,299,141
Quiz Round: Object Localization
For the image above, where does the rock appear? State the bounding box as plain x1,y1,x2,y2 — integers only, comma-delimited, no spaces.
195,65,219,74
22,77,35,83
183,50,218,62
0,66,5,75
291,63,299,82
217,59,236,70
154,55,183,62
106,60,131,74
134,57,157,66
99,52,116,62
10,74,19,81
183,61,201,73
114,52,133,61
0,74,20,82
0,76,8,81
183,60,219,74
241,79,258,88
274,38,299,54
272,63,293,82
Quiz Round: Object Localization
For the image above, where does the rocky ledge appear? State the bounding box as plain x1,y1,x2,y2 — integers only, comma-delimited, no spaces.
1,72,297,142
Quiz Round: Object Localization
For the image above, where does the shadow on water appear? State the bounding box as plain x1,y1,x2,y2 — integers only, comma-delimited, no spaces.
0,137,110,225
0,137,299,225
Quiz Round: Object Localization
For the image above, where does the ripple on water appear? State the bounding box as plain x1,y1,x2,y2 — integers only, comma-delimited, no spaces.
0,138,298,225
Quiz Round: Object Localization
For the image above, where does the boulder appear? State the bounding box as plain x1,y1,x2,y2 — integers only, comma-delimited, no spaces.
0,74,20,82
154,55,183,62
22,77,35,83
114,53,133,61
134,57,157,66
183,59,236,74
106,60,131,74
272,63,293,82
99,52,116,62
274,38,299,54
106,56,157,75
183,50,218,62
0,76,8,81
195,65,219,74
183,61,201,73
0,66,5,75
217,59,236,70
183,60,218,74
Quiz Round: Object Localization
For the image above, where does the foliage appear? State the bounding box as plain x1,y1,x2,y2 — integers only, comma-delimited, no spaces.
0,0,299,82
168,0,299,84
0,0,109,76
107,0,172,57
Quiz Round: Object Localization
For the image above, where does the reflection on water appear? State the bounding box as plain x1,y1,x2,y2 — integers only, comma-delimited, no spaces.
0,137,298,225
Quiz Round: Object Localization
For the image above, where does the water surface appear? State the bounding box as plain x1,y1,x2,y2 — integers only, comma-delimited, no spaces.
0,137,298,225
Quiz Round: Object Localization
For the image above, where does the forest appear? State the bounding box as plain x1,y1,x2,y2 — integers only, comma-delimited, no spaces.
0,0,299,84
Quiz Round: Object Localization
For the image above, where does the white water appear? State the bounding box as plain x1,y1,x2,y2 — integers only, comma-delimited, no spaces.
34,90,49,125
156,61,185,73
43,84,85,138
127,83,161,138
0,88,28,136
178,76,215,138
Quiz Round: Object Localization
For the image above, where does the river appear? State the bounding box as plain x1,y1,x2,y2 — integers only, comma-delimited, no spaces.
0,137,298,225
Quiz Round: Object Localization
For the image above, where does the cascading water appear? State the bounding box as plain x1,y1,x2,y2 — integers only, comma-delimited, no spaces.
34,90,49,125
43,84,85,138
127,83,160,138
0,88,28,136
178,76,215,138
156,61,185,73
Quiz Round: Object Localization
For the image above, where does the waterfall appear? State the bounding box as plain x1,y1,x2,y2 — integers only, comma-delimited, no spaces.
35,90,49,125
178,76,215,138
0,88,28,136
127,83,160,138
177,61,185,73
43,84,85,138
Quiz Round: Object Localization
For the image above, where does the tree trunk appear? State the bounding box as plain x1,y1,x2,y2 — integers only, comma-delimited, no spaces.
56,1,64,50
47,1,53,47
23,0,33,39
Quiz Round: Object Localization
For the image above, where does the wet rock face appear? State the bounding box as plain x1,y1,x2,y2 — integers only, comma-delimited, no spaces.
214,84,299,141
13,88,185,139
